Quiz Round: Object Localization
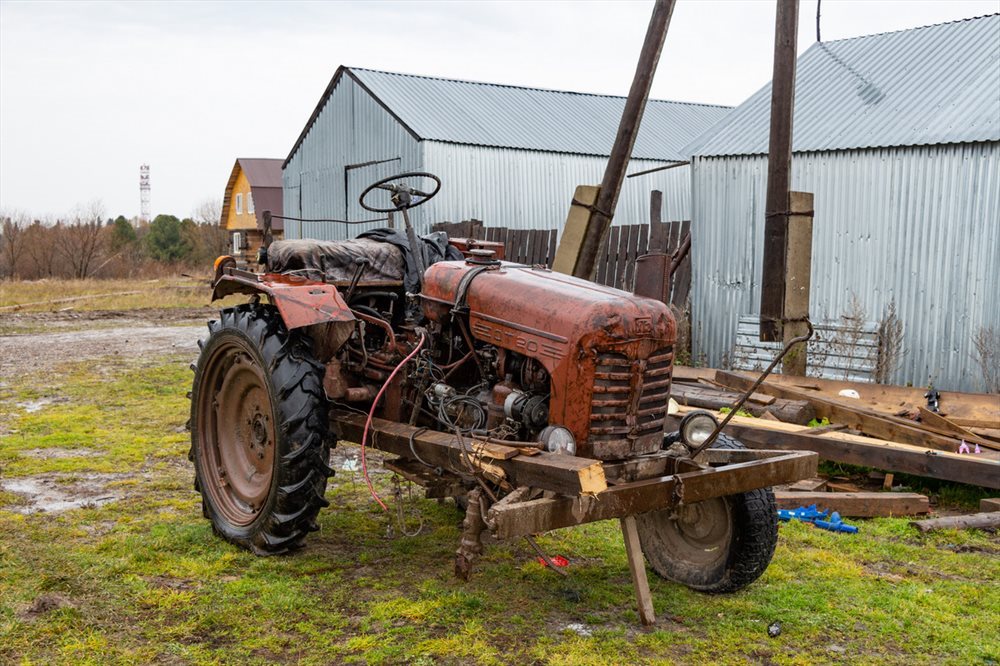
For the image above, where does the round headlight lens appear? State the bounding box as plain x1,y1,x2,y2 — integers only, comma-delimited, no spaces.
679,410,719,447
538,425,577,455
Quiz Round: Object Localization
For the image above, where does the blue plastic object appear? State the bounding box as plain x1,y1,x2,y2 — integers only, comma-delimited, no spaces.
778,506,859,533
778,504,828,522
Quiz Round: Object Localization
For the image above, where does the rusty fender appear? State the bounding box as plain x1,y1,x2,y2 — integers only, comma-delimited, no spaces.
212,266,355,330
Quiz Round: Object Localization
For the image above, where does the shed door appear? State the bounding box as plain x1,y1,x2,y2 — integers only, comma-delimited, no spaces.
346,158,403,238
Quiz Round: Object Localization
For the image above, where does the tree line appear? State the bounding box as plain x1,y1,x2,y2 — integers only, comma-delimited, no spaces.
0,201,229,280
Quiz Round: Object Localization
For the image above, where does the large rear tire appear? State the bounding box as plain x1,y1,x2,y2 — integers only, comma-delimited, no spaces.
189,304,333,555
635,434,777,593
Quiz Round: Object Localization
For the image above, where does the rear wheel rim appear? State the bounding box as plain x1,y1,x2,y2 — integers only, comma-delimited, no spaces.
197,337,276,526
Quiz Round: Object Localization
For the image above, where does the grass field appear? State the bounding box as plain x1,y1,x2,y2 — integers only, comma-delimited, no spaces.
1,350,999,665
0,277,220,313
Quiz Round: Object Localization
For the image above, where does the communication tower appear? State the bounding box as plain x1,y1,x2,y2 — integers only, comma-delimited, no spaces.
139,164,151,221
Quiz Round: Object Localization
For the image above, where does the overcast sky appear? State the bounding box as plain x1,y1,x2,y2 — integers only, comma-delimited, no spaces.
1,0,997,220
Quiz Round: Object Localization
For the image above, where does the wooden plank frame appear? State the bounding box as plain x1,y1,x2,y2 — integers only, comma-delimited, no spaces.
488,450,817,540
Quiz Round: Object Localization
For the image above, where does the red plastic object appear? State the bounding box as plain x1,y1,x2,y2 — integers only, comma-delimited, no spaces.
537,555,569,567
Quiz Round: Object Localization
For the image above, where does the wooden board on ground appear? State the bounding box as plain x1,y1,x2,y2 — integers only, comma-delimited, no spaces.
670,382,814,424
669,405,1000,489
786,477,828,492
714,370,990,452
774,491,929,517
981,498,1000,512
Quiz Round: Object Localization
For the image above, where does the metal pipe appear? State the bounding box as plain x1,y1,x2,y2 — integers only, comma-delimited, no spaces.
687,320,813,460
572,0,676,280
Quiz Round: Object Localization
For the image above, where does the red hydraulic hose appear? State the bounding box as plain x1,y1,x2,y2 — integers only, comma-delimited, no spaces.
361,333,426,510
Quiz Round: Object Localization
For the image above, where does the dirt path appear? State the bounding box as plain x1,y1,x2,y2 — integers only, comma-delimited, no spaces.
0,309,209,380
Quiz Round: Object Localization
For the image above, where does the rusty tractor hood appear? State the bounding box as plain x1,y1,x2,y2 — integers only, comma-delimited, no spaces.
421,261,677,459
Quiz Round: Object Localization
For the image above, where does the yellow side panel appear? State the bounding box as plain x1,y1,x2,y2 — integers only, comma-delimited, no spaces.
224,168,259,231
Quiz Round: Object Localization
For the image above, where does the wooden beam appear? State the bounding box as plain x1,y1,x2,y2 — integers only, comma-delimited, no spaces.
910,512,1000,533
489,452,817,539
716,419,1000,489
573,0,677,280
980,498,1000,512
774,491,929,517
715,371,968,452
621,516,656,625
759,0,800,341
785,477,828,492
782,191,813,376
332,410,607,496
917,407,997,451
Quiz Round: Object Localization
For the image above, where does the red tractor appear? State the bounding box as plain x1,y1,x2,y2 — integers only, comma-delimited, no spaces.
189,173,815,600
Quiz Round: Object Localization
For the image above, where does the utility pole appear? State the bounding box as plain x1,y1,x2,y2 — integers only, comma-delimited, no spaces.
569,0,676,280
760,0,800,342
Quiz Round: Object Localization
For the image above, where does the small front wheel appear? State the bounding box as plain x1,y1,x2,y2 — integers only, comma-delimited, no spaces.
635,434,777,592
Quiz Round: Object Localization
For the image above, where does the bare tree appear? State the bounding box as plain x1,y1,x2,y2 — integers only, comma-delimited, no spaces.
973,326,999,394
23,220,61,279
190,198,230,265
874,299,905,384
55,201,109,279
0,211,29,278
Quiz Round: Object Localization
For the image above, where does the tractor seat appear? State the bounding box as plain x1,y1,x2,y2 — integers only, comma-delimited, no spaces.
266,238,405,286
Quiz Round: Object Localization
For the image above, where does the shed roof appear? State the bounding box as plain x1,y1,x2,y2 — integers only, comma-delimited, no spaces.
686,14,1000,157
221,158,285,230
285,67,731,166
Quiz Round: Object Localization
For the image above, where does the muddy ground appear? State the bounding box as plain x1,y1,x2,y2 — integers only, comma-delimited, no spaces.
0,308,208,379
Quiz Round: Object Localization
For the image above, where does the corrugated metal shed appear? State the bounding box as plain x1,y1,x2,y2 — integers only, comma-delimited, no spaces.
687,14,1000,157
690,143,1000,391
686,15,1000,392
286,67,730,166
283,66,727,241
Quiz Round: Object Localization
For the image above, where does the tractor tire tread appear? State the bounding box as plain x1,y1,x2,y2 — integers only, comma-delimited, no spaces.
190,304,334,555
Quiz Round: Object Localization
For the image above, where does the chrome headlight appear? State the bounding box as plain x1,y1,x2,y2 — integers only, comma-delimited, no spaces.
679,410,719,447
538,425,576,455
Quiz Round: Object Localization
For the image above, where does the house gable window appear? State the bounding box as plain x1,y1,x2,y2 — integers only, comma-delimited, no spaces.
235,193,243,215
247,192,255,215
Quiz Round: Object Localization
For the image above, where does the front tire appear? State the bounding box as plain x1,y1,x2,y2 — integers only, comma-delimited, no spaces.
189,304,333,554
636,433,777,592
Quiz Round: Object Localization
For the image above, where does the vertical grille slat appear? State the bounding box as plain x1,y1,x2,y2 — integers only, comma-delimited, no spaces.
589,347,674,450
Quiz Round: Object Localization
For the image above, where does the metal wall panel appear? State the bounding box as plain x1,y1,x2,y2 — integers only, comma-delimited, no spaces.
282,75,694,241
283,76,422,241
690,141,1000,392
420,142,691,234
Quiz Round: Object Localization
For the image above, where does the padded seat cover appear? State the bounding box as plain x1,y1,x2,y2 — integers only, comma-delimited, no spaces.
266,238,405,284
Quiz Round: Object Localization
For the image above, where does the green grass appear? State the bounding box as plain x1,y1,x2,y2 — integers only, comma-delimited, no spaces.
1,355,998,665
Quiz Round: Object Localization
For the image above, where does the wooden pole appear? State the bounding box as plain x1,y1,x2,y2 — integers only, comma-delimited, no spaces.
760,0,800,341
572,0,676,280
782,191,813,376
621,515,656,625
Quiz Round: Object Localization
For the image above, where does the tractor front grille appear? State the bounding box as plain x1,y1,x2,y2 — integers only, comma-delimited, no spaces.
589,347,673,458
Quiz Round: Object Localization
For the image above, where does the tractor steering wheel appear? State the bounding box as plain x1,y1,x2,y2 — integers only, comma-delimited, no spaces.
359,172,441,213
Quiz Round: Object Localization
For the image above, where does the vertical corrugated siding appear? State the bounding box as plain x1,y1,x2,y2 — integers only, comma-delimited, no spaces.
283,75,693,241
420,142,690,234
690,142,1000,392
283,77,422,241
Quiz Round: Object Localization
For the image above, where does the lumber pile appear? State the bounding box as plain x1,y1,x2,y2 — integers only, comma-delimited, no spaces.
669,368,1000,490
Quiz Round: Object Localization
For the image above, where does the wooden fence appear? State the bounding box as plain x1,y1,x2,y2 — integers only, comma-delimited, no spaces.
431,218,692,307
